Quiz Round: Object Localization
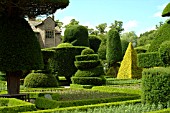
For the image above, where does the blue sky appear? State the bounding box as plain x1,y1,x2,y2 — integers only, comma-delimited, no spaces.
51,0,169,36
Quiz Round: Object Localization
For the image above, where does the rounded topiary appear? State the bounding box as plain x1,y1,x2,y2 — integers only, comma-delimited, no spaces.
56,43,73,48
88,35,101,53
63,25,89,47
24,73,58,88
159,41,170,66
81,48,94,55
148,21,170,52
106,28,122,65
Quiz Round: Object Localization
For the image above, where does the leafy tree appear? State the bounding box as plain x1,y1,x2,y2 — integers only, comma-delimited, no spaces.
96,23,107,34
110,20,124,33
121,31,138,47
65,19,79,28
55,19,63,29
0,0,69,95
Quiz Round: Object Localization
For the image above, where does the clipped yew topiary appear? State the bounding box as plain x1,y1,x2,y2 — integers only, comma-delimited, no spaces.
137,52,164,68
117,42,142,79
63,25,89,47
51,44,87,83
162,3,170,17
147,21,170,52
71,48,106,86
24,73,58,88
88,35,101,53
121,39,129,57
142,67,170,108
159,41,170,66
106,28,122,77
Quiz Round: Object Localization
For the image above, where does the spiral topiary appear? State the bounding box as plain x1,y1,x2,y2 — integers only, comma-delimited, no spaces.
24,73,59,88
81,48,94,55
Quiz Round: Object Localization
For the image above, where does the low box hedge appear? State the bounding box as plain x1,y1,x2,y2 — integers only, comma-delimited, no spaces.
22,99,141,113
145,108,170,113
0,98,36,113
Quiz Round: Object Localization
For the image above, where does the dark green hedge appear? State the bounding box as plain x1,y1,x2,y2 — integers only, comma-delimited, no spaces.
71,76,106,86
0,98,36,113
75,54,99,61
142,67,170,108
98,34,107,60
134,47,147,54
51,46,87,82
74,60,100,70
63,25,89,47
106,28,122,65
88,35,101,53
148,21,170,52
159,41,170,66
121,39,129,57
0,16,43,71
162,3,170,17
74,66,105,77
41,49,56,73
137,52,164,68
24,73,58,88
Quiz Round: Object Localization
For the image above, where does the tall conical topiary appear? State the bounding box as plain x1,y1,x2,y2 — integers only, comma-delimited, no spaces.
162,3,170,17
106,28,122,77
117,42,142,79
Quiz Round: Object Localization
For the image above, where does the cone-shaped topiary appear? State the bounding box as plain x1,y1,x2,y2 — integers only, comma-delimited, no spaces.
117,42,142,79
0,16,44,94
24,73,58,88
162,3,170,17
148,21,170,52
63,25,89,47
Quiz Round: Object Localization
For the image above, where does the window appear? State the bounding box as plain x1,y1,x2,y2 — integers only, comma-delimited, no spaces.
45,30,54,38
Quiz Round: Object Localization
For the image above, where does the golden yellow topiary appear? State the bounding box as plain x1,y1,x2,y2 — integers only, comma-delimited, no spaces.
117,42,142,79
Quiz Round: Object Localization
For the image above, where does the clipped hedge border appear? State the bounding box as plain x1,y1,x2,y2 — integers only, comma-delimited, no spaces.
75,54,99,61
34,95,140,109
0,98,36,113
71,76,106,86
137,52,164,68
70,84,93,89
146,108,170,113
22,99,141,113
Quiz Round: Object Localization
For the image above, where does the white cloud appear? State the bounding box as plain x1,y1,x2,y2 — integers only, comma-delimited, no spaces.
153,2,168,18
123,20,138,32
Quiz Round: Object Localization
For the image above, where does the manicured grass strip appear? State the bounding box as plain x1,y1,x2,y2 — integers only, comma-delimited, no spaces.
22,99,141,113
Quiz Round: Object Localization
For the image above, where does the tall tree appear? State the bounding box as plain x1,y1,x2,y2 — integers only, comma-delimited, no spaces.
0,0,69,95
121,31,138,47
96,23,107,34
55,19,64,29
110,20,124,33
65,19,79,28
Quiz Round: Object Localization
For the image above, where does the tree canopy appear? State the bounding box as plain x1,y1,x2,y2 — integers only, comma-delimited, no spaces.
0,0,69,17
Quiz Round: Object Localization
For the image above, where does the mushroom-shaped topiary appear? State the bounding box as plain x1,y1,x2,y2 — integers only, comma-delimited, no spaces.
24,73,58,88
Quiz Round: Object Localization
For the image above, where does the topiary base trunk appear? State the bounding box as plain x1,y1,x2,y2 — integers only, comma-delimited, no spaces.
6,71,22,94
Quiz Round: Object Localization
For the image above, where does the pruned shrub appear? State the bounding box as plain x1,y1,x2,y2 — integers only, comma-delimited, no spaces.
74,60,100,70
24,73,59,88
137,52,164,68
148,21,170,52
56,43,73,48
159,41,170,66
51,46,87,82
88,35,101,53
63,25,89,47
142,67,170,108
121,39,129,57
75,54,99,61
81,48,94,55
71,76,106,86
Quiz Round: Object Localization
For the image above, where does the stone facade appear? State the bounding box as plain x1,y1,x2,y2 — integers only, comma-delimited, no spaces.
28,17,62,48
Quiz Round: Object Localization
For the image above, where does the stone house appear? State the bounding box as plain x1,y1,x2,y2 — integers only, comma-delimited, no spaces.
28,17,62,48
